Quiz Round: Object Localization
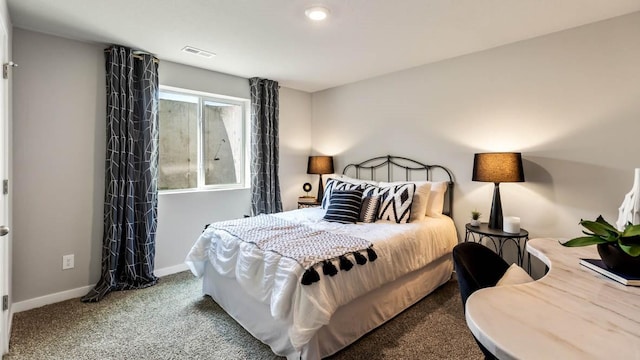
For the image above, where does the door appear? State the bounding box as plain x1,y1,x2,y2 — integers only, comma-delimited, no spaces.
0,13,10,355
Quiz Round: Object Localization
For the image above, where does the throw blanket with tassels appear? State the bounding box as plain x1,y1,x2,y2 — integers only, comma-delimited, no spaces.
206,214,377,285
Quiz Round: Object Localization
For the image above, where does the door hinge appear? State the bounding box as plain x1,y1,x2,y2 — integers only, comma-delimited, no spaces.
2,179,7,195
2,295,7,311
2,61,17,79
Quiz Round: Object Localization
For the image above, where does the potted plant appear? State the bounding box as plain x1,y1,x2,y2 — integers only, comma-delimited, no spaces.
470,210,481,227
562,215,640,275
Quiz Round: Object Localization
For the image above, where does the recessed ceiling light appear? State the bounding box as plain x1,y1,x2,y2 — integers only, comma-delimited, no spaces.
181,46,216,58
305,6,330,21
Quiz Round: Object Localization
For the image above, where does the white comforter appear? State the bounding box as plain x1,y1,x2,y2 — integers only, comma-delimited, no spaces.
185,208,457,350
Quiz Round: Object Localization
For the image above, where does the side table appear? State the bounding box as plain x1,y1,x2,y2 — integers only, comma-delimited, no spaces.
464,223,530,273
298,201,321,209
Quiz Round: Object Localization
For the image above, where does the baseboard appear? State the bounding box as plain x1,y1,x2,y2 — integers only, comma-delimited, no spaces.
155,263,189,277
12,263,191,314
12,284,95,313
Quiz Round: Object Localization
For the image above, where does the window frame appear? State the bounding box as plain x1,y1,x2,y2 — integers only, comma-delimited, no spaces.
158,85,250,194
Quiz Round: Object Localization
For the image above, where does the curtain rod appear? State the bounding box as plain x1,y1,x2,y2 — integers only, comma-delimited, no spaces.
133,54,159,63
103,49,159,63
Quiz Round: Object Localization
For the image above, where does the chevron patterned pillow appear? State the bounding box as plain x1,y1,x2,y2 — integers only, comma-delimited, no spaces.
377,183,417,223
359,195,381,223
322,179,376,209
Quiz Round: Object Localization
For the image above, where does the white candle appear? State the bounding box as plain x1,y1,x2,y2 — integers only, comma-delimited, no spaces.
503,216,521,233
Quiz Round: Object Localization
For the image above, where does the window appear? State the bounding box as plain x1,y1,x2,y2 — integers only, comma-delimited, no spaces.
158,87,249,192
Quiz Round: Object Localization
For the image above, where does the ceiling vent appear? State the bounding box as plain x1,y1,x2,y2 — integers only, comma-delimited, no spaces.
181,46,216,58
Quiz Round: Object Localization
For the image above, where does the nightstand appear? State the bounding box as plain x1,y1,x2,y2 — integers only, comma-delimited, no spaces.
464,223,530,273
298,201,321,209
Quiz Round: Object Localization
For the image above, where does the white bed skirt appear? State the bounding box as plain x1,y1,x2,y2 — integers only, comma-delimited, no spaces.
202,254,453,359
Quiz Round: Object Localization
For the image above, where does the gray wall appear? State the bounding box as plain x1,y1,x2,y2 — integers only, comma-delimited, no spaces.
155,61,311,276
12,11,639,302
0,0,13,340
13,29,105,302
279,86,313,210
311,12,640,273
154,60,252,276
11,29,311,302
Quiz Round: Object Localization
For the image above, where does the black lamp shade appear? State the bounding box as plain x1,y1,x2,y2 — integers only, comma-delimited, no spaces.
307,156,334,202
472,152,525,229
472,153,524,183
307,156,334,175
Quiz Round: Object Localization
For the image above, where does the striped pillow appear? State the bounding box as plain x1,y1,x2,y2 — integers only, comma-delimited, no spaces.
323,189,364,224
359,195,381,223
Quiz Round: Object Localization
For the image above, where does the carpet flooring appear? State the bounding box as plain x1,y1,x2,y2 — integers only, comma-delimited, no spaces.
5,271,482,360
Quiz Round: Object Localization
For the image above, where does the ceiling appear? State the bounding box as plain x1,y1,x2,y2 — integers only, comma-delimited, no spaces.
7,0,640,93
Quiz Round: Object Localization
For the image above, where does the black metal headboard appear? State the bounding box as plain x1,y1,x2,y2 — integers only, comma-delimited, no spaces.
342,155,455,217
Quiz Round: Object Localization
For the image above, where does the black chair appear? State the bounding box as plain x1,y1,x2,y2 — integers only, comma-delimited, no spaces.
452,242,510,360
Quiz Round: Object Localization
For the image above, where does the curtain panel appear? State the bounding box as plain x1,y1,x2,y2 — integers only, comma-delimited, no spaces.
82,46,159,302
249,78,283,215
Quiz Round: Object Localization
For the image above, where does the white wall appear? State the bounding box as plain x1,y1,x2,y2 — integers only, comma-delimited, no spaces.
311,12,640,271
11,29,311,303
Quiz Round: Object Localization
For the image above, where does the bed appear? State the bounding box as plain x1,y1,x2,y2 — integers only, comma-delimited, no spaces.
185,155,457,359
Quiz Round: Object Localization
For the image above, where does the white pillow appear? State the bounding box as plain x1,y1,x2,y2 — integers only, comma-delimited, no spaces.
322,174,378,188
338,175,379,186
425,181,448,217
496,264,534,286
379,181,431,222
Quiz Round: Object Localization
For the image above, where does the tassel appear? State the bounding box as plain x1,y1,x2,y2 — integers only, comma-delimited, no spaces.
339,255,353,271
301,267,320,285
353,251,367,265
367,247,378,262
322,260,338,276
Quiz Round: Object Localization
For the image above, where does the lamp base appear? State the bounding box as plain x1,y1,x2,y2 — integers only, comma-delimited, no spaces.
489,183,503,229
316,175,325,203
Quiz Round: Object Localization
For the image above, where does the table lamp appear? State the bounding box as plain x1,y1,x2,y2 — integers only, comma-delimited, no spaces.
307,156,334,202
472,152,525,229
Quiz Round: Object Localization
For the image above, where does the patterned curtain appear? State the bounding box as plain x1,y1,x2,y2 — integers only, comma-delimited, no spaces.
82,46,159,302
249,78,283,215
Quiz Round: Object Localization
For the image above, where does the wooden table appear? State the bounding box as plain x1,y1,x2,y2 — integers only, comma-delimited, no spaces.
465,238,640,359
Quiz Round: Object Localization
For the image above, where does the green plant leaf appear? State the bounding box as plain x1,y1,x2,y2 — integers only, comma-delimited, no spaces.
595,215,618,232
622,224,640,238
617,242,640,257
580,220,618,237
582,230,620,243
619,235,640,245
561,236,608,247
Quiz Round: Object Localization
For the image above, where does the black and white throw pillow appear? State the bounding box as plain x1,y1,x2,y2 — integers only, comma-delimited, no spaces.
377,183,416,223
361,184,379,198
359,195,381,223
321,178,339,209
322,179,375,209
323,189,364,224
